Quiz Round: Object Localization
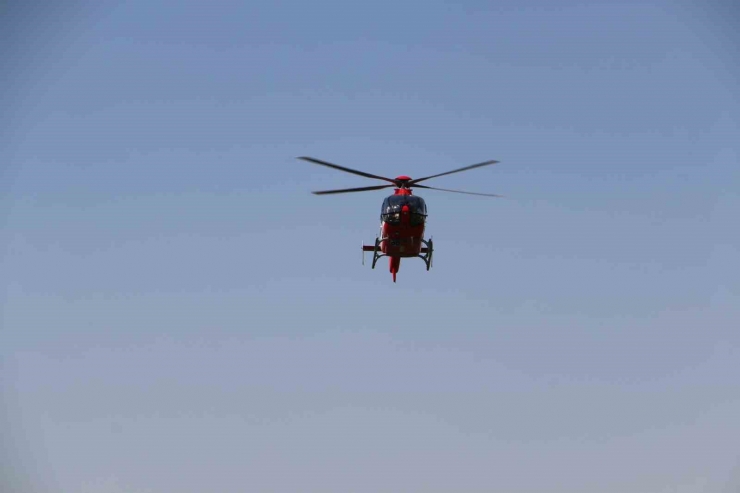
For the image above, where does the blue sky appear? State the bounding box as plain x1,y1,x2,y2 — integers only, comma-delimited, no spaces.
2,1,739,491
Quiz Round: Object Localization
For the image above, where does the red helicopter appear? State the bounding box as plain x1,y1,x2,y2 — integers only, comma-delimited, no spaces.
299,156,503,282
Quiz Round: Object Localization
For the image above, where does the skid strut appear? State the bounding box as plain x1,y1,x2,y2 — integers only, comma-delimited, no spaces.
362,237,385,269
419,237,433,270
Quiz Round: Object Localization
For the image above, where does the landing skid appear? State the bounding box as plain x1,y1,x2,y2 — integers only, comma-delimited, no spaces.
362,237,434,271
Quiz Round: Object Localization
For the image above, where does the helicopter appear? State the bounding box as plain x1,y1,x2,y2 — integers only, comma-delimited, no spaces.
299,156,503,282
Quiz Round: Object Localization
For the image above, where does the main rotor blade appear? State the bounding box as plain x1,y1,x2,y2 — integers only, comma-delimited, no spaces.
298,156,397,184
312,184,394,195
413,184,504,197
409,159,499,185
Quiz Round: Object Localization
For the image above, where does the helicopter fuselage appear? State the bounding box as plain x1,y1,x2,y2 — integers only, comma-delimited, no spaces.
378,188,427,258
363,186,433,282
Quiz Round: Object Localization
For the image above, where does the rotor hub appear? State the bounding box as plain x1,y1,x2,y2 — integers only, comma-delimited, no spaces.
395,176,412,188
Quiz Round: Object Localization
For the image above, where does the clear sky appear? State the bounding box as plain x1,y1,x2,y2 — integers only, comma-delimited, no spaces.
2,1,739,492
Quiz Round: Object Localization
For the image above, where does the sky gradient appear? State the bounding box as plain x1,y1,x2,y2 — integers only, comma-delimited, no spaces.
2,1,739,492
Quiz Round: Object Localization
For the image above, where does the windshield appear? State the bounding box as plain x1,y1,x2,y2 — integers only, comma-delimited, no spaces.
381,195,427,225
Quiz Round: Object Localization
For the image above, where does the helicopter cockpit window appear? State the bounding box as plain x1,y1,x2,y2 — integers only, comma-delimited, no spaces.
409,211,425,226
381,195,427,225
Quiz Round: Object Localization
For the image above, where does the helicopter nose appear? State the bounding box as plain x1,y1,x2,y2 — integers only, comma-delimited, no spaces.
401,205,410,225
